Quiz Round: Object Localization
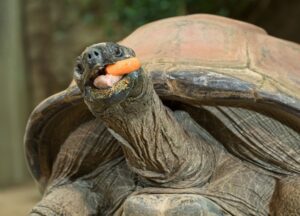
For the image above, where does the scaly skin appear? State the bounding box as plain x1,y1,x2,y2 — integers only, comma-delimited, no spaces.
29,120,136,216
97,72,217,188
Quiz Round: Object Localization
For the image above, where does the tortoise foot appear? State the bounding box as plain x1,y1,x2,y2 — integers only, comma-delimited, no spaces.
29,184,100,216
122,194,226,216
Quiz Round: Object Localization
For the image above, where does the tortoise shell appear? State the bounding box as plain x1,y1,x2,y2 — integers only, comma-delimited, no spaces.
24,14,300,189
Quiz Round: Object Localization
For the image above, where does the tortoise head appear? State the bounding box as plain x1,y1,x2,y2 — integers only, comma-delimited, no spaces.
74,42,146,116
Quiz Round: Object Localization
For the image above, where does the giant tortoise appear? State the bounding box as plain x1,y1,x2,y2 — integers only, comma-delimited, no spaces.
25,14,300,216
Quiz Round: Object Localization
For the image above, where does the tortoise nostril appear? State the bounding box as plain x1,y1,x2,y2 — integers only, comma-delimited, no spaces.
86,49,101,62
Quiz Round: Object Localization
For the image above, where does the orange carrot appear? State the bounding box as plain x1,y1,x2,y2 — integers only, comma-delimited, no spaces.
106,57,141,76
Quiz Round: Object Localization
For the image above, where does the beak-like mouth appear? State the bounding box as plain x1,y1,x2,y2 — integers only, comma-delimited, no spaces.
85,64,126,90
85,64,120,89
83,63,139,101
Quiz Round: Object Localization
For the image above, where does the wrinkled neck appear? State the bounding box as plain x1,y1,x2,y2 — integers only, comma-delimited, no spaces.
100,76,214,187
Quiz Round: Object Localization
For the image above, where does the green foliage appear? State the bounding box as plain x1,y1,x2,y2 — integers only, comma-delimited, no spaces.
64,0,257,40
107,0,185,33
185,0,256,16
106,0,256,39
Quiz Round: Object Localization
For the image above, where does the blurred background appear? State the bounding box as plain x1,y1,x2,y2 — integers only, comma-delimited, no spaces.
0,0,299,215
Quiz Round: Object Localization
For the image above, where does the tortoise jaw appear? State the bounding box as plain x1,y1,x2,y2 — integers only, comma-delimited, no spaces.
84,62,125,94
85,64,112,90
83,65,139,96
82,69,141,114
84,72,132,99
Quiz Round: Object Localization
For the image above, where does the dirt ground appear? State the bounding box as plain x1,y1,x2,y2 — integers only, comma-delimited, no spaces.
0,182,40,215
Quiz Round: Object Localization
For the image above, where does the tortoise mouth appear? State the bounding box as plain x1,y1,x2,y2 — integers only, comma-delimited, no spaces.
83,65,139,102
85,64,124,92
86,64,123,89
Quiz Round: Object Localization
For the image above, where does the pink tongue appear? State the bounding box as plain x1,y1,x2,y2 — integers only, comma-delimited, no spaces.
93,74,123,88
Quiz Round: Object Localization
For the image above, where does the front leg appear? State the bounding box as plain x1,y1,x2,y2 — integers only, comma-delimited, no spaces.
30,159,136,216
30,119,136,216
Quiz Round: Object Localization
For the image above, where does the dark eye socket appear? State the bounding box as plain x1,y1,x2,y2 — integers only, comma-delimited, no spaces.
114,47,123,57
75,62,83,74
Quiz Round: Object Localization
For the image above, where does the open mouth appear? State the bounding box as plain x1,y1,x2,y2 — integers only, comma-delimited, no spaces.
83,64,136,99
88,65,123,90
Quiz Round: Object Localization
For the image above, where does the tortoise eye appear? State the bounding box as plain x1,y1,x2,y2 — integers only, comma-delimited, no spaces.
114,47,123,57
75,63,83,75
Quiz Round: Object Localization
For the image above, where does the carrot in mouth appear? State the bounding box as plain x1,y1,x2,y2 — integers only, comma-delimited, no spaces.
106,57,141,76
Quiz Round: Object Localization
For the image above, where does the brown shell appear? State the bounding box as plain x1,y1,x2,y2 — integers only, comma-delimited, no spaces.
24,86,94,186
25,14,300,184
